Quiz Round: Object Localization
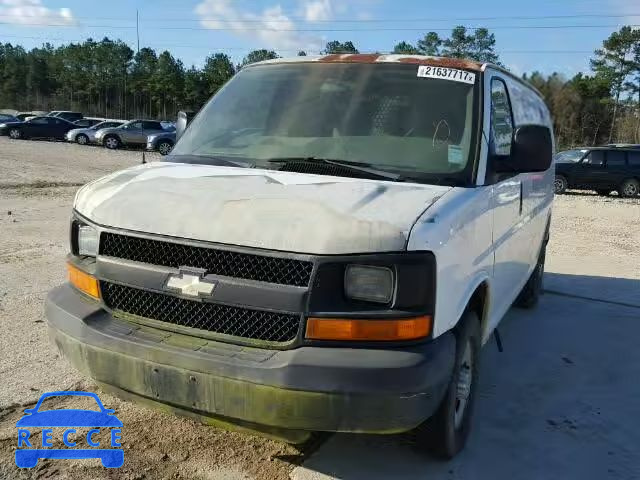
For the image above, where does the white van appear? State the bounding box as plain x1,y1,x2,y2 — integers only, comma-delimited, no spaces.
47,54,554,458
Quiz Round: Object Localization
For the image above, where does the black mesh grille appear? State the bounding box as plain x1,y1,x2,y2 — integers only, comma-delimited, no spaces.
101,282,300,343
100,233,313,287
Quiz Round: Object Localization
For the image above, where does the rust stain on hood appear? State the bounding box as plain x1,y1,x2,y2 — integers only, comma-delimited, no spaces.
74,163,451,255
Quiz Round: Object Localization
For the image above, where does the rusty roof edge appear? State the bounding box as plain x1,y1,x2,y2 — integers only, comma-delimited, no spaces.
246,54,484,71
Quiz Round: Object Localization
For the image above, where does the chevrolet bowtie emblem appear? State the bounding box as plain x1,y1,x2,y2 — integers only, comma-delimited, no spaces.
165,270,217,298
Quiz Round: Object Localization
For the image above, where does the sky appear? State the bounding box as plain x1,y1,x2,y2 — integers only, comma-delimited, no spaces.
0,0,638,76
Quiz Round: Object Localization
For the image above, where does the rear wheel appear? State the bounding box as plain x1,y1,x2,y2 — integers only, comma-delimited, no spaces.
157,140,174,155
413,311,480,459
596,189,612,196
554,175,568,194
76,134,89,145
8,128,22,140
104,136,120,150
619,178,639,198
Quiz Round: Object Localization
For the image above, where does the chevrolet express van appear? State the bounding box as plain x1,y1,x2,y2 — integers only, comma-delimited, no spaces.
47,54,554,458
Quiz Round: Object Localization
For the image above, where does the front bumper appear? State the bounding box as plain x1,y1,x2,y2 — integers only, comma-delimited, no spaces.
46,285,455,438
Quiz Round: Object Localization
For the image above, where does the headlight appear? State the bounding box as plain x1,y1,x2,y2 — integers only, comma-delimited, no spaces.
344,265,394,304
77,225,99,256
0,123,6,128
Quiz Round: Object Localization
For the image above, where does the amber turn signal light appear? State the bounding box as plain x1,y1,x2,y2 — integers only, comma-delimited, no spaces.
305,316,432,341
68,262,100,299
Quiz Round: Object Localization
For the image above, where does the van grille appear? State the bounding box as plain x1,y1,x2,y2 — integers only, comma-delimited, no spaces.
101,282,301,343
100,232,313,287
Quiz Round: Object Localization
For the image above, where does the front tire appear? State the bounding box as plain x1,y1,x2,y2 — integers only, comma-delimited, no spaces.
104,135,120,150
413,311,480,459
76,134,89,145
8,128,22,140
619,178,639,198
554,175,568,194
157,140,174,155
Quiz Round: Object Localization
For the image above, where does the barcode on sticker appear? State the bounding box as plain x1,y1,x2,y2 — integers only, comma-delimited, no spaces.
417,66,476,85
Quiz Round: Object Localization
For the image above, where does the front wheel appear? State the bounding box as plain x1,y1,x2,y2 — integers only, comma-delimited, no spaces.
104,136,120,150
76,134,89,145
413,311,480,459
554,175,568,194
157,140,174,155
8,128,22,140
619,178,640,198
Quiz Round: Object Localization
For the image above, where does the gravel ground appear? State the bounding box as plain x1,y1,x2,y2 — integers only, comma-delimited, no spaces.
0,136,639,479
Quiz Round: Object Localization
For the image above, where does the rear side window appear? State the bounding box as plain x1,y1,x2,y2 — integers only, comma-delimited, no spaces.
585,151,604,165
490,79,514,157
629,152,640,166
143,121,162,130
606,150,626,166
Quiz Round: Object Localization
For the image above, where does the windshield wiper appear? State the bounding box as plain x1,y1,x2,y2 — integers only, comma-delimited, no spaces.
266,157,405,182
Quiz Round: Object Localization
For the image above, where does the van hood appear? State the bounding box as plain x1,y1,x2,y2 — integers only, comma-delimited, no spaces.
74,163,450,255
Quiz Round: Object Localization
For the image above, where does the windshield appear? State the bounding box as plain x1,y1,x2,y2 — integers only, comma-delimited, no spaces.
171,63,479,183
555,149,587,163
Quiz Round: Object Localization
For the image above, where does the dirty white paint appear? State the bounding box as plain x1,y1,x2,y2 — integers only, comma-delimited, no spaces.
74,163,451,255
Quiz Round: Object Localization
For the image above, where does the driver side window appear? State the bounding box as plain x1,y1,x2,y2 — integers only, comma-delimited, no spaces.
585,151,604,165
490,79,514,157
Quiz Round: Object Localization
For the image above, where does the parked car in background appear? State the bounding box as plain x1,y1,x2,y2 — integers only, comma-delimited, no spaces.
0,113,20,124
66,120,125,145
95,119,167,150
0,116,77,140
147,131,176,155
47,111,84,122
554,147,640,197
16,111,47,121
73,118,103,128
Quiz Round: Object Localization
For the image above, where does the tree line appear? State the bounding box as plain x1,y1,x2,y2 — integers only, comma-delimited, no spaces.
1,25,639,148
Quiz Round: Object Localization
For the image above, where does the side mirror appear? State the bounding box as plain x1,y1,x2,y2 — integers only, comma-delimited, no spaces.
176,110,195,141
493,125,553,174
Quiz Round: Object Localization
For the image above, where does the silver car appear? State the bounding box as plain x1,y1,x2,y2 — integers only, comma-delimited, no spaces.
66,121,124,145
95,120,167,150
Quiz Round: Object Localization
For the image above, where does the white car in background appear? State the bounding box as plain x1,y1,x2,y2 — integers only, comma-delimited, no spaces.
66,120,125,145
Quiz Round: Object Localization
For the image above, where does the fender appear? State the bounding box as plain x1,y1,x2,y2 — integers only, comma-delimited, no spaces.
451,271,491,343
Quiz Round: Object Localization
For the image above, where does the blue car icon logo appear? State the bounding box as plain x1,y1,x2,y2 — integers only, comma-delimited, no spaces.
15,391,123,468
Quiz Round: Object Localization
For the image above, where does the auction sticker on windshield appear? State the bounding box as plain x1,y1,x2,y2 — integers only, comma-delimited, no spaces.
417,66,476,85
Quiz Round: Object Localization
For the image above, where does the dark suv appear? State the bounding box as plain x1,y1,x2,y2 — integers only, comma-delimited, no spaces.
554,147,640,197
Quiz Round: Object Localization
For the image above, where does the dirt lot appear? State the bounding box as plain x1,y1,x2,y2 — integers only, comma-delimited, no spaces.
0,136,639,480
